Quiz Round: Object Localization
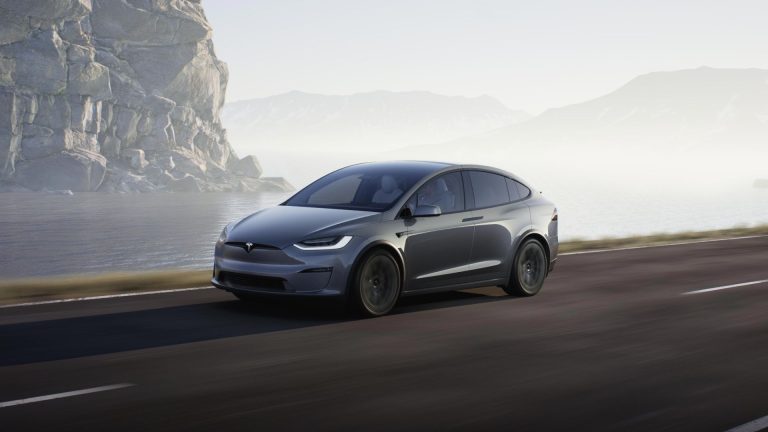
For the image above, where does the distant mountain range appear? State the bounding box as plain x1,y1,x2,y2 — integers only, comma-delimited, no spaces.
415,67,768,157
220,68,767,187
222,90,531,155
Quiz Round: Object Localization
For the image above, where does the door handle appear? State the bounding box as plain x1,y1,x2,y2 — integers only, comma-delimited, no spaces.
461,216,483,223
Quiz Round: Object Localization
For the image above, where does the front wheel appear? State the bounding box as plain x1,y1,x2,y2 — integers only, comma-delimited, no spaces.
350,249,401,317
504,239,548,297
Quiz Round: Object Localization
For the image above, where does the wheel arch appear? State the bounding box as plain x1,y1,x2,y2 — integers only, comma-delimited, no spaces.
507,230,552,285
520,232,551,264
346,240,406,298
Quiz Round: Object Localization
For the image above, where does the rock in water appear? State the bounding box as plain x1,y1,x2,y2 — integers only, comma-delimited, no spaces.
0,0,291,193
233,155,262,178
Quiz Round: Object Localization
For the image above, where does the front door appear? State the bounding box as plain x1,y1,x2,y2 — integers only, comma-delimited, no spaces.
402,172,475,291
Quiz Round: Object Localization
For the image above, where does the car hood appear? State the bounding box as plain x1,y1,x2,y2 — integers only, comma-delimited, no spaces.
227,205,379,249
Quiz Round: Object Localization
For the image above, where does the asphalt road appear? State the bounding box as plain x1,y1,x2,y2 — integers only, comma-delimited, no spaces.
2,236,768,431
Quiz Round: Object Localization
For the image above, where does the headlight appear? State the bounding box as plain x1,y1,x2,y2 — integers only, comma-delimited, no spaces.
217,225,231,245
294,235,353,250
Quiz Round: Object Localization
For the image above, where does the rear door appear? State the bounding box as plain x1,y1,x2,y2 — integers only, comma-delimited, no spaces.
464,170,532,283
402,171,476,291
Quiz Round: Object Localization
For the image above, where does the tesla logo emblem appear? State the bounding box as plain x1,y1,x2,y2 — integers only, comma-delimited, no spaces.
245,242,254,252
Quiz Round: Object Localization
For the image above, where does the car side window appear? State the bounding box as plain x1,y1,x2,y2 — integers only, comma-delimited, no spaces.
469,171,510,208
405,172,465,214
515,181,531,199
506,178,522,201
506,178,532,202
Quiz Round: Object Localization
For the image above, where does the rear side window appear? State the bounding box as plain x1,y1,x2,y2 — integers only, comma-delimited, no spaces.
506,178,531,201
516,181,531,199
469,171,509,208
506,178,521,201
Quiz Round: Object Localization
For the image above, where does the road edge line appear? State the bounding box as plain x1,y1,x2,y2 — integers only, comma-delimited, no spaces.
560,234,768,256
0,286,213,309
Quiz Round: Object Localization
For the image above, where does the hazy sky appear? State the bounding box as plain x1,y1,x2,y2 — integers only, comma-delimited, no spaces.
205,0,768,113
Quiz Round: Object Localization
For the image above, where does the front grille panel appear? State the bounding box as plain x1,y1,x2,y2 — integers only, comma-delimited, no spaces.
225,242,279,251
219,271,285,291
221,244,302,265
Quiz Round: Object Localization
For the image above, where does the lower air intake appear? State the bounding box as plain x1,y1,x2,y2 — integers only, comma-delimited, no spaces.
219,272,285,291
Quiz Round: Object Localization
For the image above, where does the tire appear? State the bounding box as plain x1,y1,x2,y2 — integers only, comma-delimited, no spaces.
350,249,402,317
504,238,548,297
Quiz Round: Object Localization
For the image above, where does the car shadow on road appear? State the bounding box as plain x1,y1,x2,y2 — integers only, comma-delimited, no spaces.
0,287,513,366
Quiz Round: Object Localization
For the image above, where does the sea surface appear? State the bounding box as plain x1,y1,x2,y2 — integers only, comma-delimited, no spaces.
0,192,288,279
1,187,767,279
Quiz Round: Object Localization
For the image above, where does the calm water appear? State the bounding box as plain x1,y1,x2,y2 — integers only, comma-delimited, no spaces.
0,193,288,278
1,187,767,278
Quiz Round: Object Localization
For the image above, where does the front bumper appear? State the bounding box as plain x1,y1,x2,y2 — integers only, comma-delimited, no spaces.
212,270,343,297
212,241,356,297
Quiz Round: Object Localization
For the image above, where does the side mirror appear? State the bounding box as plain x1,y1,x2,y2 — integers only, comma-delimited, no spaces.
413,205,441,217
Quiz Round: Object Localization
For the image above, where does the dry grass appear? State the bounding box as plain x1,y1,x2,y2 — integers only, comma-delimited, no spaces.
0,269,211,305
1,224,767,305
559,225,768,253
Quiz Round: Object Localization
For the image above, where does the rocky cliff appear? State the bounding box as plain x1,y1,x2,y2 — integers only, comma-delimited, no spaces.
0,0,290,192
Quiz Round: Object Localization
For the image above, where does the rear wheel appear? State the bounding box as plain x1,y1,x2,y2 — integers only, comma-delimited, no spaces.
350,249,401,317
504,239,548,296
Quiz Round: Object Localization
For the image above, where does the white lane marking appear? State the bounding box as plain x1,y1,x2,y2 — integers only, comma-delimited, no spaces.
681,279,768,296
0,384,134,408
0,286,212,309
560,234,768,256
724,413,768,432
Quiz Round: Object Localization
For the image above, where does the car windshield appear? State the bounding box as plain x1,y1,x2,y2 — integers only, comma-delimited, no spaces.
284,163,439,212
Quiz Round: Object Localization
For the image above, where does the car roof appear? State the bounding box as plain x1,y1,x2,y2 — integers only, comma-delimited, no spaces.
351,160,455,172
347,161,523,181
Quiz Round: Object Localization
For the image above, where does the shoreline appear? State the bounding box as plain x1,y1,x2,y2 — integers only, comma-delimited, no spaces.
1,224,767,305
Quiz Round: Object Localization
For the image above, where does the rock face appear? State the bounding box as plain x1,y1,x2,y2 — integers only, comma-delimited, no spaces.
0,0,291,192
